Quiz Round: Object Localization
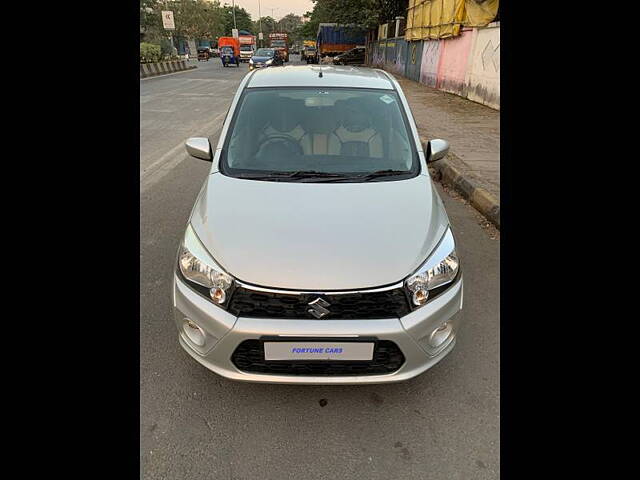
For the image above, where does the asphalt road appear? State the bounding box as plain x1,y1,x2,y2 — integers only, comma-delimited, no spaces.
140,56,500,480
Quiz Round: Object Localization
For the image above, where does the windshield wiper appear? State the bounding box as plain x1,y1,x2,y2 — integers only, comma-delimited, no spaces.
302,170,411,183
235,170,345,181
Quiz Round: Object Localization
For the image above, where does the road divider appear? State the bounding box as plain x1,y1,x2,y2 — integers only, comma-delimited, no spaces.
140,60,197,79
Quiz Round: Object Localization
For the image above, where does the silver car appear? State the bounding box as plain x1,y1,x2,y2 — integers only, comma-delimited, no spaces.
173,65,463,384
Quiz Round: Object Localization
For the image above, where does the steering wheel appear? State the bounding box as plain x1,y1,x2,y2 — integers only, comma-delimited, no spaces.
256,135,304,160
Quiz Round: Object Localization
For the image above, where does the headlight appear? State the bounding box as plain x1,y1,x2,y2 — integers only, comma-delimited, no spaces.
178,224,234,305
265,59,273,65
405,227,460,307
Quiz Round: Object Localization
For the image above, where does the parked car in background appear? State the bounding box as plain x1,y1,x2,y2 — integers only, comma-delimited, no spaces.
210,48,220,58
333,46,366,65
249,48,283,70
197,47,210,61
175,65,463,384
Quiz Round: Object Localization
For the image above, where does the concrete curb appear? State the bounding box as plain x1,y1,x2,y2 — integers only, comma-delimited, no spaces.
140,60,197,79
422,136,500,229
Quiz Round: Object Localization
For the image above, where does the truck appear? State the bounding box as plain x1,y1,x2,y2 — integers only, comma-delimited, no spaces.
238,33,256,62
301,39,315,61
217,36,240,67
316,23,366,58
268,32,289,62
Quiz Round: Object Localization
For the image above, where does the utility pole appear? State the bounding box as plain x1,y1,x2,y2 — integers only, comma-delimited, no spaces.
163,1,175,54
258,0,262,47
232,0,237,30
268,7,279,31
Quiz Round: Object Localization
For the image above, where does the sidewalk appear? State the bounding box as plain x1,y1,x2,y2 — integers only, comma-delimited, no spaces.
395,76,500,226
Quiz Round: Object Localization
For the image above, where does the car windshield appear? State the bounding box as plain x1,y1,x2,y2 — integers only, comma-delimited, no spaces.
271,40,286,47
240,46,253,51
220,46,233,53
255,48,274,56
222,87,418,182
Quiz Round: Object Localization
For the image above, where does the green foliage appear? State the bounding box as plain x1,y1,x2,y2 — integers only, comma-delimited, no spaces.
140,0,226,44
139,0,405,48
159,38,174,57
221,5,253,35
252,16,276,37
301,0,408,32
140,42,162,63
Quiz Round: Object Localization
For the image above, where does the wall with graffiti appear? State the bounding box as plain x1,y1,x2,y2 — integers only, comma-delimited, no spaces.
464,24,500,109
366,22,500,110
437,28,474,97
387,38,408,76
419,40,441,88
404,41,424,82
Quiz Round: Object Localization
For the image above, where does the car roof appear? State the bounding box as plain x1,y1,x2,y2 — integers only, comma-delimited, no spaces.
246,65,395,90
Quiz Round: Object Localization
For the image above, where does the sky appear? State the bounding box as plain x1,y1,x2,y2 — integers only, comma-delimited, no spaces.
227,1,315,21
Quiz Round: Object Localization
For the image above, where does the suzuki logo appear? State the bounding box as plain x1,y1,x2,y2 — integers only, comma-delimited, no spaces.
308,297,331,319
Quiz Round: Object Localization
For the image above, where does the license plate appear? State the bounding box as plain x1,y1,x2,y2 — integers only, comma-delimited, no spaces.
264,342,374,361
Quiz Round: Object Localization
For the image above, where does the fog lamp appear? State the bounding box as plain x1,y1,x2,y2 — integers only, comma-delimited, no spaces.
428,322,452,349
183,318,206,347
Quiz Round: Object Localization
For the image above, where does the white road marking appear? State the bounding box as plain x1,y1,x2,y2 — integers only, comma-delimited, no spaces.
140,111,227,193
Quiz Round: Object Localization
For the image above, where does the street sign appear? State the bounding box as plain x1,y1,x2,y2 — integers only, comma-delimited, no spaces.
232,28,239,39
162,11,175,30
258,32,264,40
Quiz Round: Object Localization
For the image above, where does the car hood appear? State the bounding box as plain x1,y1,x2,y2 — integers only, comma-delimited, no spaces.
251,56,273,62
189,173,449,291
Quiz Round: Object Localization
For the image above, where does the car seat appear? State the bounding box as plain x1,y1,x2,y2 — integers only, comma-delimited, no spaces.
331,98,383,158
298,102,342,157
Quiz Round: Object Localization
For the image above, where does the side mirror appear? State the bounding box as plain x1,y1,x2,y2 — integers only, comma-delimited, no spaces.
425,138,449,163
185,137,212,161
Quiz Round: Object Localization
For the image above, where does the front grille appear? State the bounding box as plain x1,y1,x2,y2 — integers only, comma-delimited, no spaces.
227,286,411,319
231,340,405,376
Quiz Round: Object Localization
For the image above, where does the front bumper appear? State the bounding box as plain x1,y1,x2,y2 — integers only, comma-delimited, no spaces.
172,274,463,384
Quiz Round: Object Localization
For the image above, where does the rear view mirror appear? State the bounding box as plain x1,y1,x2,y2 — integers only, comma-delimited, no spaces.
185,137,212,161
425,139,449,163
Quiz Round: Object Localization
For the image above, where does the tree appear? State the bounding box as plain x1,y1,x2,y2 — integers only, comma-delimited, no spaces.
140,0,163,42
279,13,303,33
252,16,277,36
301,0,408,32
221,4,253,35
140,0,228,44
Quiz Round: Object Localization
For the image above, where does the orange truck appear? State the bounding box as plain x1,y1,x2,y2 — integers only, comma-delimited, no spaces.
217,36,240,67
